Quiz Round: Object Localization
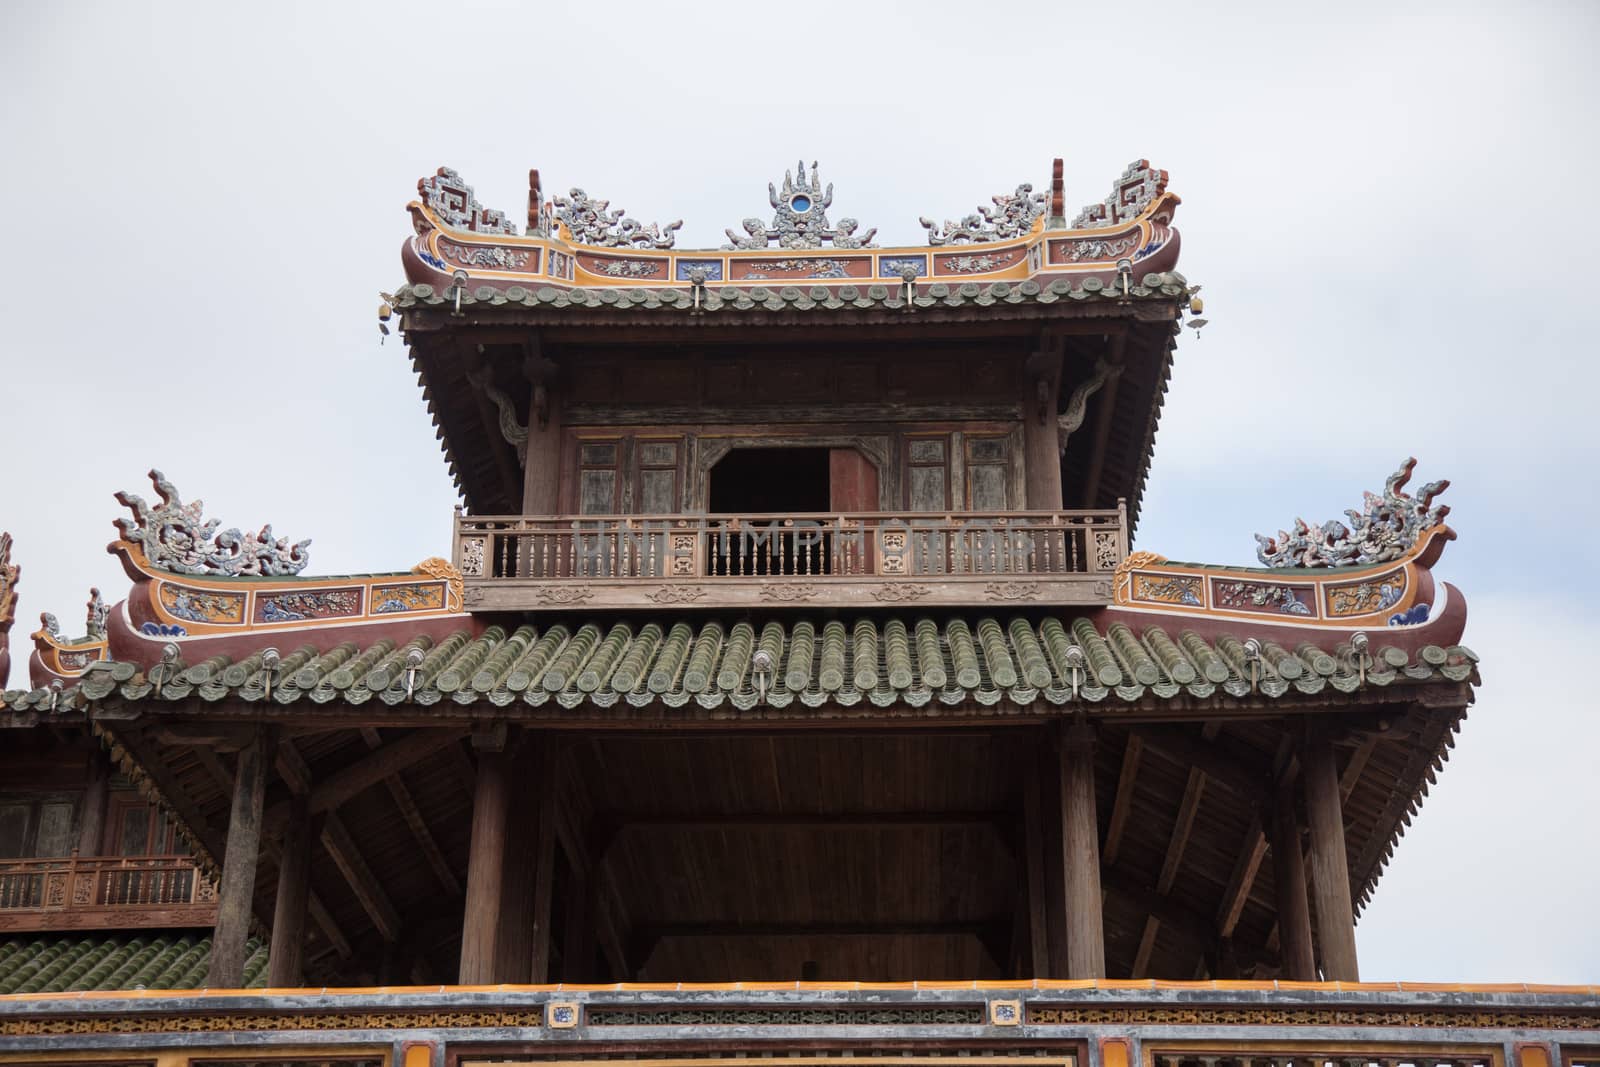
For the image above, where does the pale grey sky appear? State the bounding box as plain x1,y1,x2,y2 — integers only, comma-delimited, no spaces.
1,1,1596,980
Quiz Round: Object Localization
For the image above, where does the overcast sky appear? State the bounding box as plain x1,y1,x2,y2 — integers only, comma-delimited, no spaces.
2,2,1596,981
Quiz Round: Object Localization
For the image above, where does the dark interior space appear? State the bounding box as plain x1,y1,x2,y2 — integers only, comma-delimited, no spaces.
709,448,831,514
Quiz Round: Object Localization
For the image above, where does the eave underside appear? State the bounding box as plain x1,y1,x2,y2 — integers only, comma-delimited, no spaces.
88,690,1467,986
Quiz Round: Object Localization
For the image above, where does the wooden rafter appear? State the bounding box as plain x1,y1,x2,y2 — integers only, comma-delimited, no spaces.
263,729,465,831
1216,813,1269,939
321,814,401,943
359,727,460,897
1102,733,1142,868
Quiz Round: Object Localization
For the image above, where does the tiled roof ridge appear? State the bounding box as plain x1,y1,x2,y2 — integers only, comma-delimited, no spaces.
0,934,268,995
2,610,1478,717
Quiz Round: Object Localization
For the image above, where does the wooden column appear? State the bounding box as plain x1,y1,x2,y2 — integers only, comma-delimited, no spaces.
1023,348,1065,510
76,750,110,857
494,740,541,983
521,356,562,515
1303,734,1360,981
1039,743,1069,976
1269,785,1316,981
1060,722,1106,978
206,726,278,989
268,797,320,987
459,746,511,983
1021,751,1051,976
527,761,560,983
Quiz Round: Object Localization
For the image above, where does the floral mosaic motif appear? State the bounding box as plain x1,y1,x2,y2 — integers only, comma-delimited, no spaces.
555,188,681,249
85,588,108,640
371,583,446,614
1255,457,1451,568
921,182,1046,245
879,256,926,278
116,470,311,576
412,557,464,611
1055,235,1136,262
1214,580,1312,616
547,250,573,279
722,160,878,250
594,258,662,277
1327,578,1405,617
1389,602,1430,627
57,650,94,671
744,258,848,280
759,584,819,602
942,254,1005,274
159,583,246,625
255,589,361,623
1134,574,1202,606
439,241,531,270
675,260,723,282
1072,159,1169,229
418,167,517,235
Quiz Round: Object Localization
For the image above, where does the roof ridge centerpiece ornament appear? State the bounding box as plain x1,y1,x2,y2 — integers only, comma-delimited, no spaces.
1255,458,1451,569
722,160,878,250
920,182,1047,245
554,188,682,249
115,469,311,577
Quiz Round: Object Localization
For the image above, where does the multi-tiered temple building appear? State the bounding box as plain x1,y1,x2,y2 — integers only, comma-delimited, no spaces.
0,158,1593,1067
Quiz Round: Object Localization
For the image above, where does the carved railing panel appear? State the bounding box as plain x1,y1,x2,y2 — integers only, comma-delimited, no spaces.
456,510,1127,610
0,855,216,931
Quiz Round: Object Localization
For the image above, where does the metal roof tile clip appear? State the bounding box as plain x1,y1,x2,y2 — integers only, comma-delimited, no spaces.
1242,638,1262,693
1064,644,1085,701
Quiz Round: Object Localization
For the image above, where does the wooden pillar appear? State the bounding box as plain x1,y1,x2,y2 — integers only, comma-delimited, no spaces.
206,726,278,989
1039,742,1068,976
1023,348,1065,510
76,750,110,857
459,746,511,983
1270,785,1316,981
268,797,320,987
1021,750,1050,976
527,762,559,983
1302,734,1359,981
521,367,563,516
494,740,541,983
1060,722,1106,978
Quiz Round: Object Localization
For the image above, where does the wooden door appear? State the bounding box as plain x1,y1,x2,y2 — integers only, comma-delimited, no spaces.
829,448,878,574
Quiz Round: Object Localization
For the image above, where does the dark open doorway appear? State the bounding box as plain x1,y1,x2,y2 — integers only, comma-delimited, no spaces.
708,447,832,514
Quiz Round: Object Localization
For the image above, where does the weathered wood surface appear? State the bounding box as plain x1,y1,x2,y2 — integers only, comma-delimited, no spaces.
205,725,276,988
1303,734,1360,981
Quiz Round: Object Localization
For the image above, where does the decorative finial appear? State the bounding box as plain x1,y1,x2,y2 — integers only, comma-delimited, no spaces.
1254,459,1451,569
115,470,311,577
554,188,681,249
921,182,1046,245
85,588,108,641
418,167,517,235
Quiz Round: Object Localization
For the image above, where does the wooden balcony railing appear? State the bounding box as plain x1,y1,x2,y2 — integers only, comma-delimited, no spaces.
0,855,219,933
455,506,1128,611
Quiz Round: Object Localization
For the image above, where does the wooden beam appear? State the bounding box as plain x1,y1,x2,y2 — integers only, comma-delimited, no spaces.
1130,916,1159,979
1023,341,1064,509
1060,722,1105,978
360,727,461,897
268,797,317,986
206,725,277,988
459,747,511,983
1021,752,1050,976
1303,732,1359,980
321,813,401,943
1135,725,1272,809
1079,329,1126,506
1216,812,1268,939
76,749,109,857
1039,740,1068,977
264,729,465,831
1340,734,1378,801
606,811,1003,833
1270,786,1316,981
528,752,559,983
1157,768,1205,896
1102,733,1142,868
